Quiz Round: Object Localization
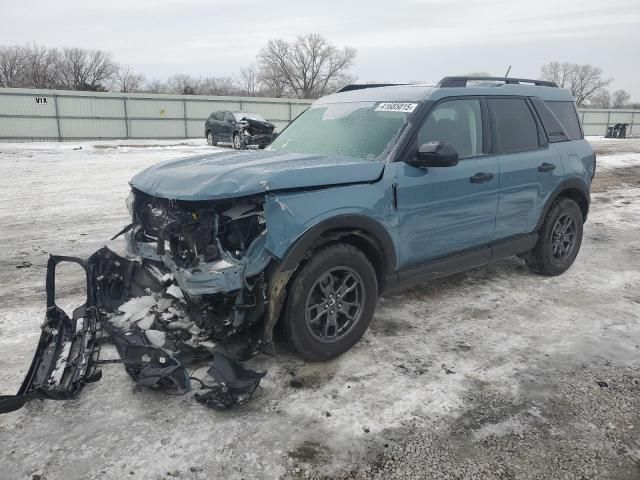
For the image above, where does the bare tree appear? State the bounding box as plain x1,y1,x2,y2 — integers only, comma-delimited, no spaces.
23,44,61,88
540,61,574,88
236,65,261,96
258,63,288,97
112,65,145,93
0,45,27,87
612,89,631,109
145,78,167,94
540,61,612,105
167,74,202,95
257,34,356,99
57,47,118,91
201,76,236,96
591,89,611,108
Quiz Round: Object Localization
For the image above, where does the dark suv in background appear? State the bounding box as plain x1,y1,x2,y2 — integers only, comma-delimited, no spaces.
205,110,277,149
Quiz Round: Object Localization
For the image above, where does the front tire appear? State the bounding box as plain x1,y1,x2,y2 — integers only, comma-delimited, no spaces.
527,197,583,276
283,243,378,362
206,131,217,146
233,133,242,150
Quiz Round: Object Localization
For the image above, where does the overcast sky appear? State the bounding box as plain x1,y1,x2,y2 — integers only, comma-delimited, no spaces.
1,0,639,99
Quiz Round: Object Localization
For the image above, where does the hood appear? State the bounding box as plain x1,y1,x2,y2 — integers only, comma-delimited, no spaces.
241,117,275,134
130,150,385,201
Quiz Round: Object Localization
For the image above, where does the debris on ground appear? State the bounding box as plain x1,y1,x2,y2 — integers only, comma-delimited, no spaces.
0,246,266,414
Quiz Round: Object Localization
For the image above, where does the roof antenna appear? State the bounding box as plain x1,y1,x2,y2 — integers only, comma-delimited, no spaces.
504,65,512,78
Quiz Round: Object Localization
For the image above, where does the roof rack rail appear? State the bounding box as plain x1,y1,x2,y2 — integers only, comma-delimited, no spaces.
336,83,408,93
438,76,557,88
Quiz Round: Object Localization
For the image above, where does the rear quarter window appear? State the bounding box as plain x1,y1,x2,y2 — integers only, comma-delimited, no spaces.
545,101,583,140
531,98,569,143
489,98,540,154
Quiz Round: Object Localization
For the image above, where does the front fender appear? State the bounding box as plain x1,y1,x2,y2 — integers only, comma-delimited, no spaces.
262,182,398,272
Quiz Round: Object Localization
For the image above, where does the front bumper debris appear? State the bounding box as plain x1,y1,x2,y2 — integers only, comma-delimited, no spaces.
0,247,266,414
0,255,102,414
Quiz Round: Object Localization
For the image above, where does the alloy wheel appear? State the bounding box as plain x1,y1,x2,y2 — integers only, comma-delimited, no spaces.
304,267,365,343
551,214,577,261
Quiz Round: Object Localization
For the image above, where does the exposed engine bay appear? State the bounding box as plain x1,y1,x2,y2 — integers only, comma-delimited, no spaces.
123,188,275,348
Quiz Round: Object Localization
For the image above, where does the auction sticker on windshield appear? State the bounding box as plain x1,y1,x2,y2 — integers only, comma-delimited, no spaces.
375,102,418,113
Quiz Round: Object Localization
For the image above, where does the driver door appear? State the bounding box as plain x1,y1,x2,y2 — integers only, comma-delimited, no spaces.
394,97,499,269
222,112,236,142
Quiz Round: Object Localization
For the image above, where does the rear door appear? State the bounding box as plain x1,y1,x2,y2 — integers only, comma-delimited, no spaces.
395,97,499,268
488,97,564,239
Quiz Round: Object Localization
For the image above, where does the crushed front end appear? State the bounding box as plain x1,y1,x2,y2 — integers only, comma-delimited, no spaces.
124,189,275,354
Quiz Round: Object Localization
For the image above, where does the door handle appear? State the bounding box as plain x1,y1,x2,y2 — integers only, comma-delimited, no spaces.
538,162,556,172
469,172,494,183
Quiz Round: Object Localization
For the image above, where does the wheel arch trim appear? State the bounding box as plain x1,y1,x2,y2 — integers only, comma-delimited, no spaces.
279,214,397,277
536,177,591,230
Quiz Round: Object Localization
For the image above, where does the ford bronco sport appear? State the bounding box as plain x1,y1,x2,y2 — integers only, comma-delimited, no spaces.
126,76,594,361
1,77,596,412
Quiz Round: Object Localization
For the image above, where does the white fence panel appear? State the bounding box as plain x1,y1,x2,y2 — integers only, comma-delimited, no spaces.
3,88,638,142
0,87,314,141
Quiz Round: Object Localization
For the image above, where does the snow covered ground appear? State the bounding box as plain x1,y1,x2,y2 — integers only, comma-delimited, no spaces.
0,138,639,480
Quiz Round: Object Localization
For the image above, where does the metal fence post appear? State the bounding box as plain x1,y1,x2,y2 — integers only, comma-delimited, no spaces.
53,93,62,142
289,102,292,121
183,98,188,139
123,96,129,139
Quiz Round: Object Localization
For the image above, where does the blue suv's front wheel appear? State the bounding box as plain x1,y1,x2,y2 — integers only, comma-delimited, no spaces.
283,243,378,361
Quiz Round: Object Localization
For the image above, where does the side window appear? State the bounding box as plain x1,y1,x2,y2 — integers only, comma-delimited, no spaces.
531,98,569,143
489,98,540,154
417,99,483,158
545,101,583,140
212,111,224,121
224,112,235,123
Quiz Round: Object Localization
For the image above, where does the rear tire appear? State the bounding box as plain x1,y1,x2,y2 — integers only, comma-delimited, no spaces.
527,197,583,276
283,243,378,362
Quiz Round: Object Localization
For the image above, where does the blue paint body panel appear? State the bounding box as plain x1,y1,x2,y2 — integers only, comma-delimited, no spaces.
130,149,384,201
494,145,564,239
392,157,499,267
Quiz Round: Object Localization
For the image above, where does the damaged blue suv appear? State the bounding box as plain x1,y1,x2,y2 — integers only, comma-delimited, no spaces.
124,76,595,362
0,77,598,414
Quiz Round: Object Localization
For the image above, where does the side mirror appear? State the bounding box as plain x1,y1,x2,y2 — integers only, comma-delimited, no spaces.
407,141,459,168
227,118,235,124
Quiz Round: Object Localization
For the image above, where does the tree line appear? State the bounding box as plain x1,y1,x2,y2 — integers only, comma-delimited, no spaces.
0,40,634,106
0,34,356,99
540,61,632,108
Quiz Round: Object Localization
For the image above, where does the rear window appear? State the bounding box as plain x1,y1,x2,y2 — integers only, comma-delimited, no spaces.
531,98,569,143
489,98,540,154
545,101,583,140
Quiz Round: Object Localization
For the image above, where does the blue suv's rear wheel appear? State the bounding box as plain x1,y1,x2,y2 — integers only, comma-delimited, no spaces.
527,197,583,276
283,243,378,361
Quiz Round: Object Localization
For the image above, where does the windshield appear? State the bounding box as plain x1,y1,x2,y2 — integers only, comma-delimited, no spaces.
267,101,417,160
234,112,267,122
